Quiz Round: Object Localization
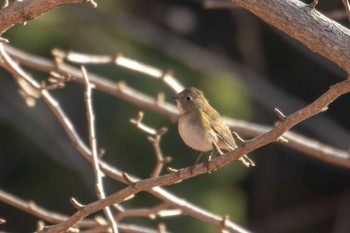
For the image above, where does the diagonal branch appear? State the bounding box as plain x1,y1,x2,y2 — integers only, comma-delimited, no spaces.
0,188,162,233
38,78,350,232
0,0,97,36
232,0,350,73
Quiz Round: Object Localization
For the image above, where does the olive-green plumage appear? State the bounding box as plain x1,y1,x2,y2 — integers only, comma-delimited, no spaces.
172,87,254,167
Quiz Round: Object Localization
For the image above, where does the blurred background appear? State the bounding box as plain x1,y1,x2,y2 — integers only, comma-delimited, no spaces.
0,0,350,232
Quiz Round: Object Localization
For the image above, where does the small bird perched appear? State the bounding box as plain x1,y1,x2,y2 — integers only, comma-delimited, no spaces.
172,87,254,167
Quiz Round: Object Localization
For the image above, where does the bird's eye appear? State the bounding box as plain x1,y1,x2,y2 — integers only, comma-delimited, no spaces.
185,96,192,101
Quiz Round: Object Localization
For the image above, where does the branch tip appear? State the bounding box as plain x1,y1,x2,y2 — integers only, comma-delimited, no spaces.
309,0,318,8
116,80,127,91
156,92,165,105
99,148,106,158
278,136,289,143
163,156,173,164
113,52,123,64
36,220,46,232
147,136,156,143
51,48,66,64
158,223,167,233
320,106,328,112
113,203,125,212
27,200,36,209
231,131,245,144
221,214,230,229
66,227,80,233
129,111,144,126
158,127,168,135
274,108,286,120
123,194,135,202
85,0,97,8
122,172,136,185
0,37,9,43
166,167,179,174
69,197,85,210
94,216,108,225
161,69,173,80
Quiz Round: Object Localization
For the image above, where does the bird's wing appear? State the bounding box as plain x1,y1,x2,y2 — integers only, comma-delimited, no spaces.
202,108,237,150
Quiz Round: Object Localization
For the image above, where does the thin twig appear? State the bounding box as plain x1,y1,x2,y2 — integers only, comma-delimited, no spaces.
342,0,350,23
115,203,180,221
81,66,118,233
130,112,172,177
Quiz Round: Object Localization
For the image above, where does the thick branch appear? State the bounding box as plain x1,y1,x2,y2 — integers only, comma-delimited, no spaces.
232,0,350,73
0,0,96,36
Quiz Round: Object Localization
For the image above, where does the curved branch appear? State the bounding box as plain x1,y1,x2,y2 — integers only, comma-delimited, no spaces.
0,0,96,36
232,0,350,73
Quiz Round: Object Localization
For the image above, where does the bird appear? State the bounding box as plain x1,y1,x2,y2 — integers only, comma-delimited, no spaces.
172,87,255,167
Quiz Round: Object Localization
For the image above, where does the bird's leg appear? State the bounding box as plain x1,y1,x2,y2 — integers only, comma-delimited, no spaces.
202,142,221,172
190,152,204,175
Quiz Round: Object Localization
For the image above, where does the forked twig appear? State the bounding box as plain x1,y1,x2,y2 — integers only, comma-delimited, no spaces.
130,112,172,177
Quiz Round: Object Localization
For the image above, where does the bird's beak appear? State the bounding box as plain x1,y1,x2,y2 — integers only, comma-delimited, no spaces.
171,96,178,100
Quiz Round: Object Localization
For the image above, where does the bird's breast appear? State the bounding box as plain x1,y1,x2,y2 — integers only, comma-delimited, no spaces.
178,113,217,152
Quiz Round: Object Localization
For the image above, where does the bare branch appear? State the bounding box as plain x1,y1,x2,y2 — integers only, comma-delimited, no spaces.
70,197,85,210
0,188,160,233
232,0,350,73
51,48,184,93
115,203,180,221
130,112,172,177
0,0,96,36
274,108,286,121
342,0,350,22
81,66,118,233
